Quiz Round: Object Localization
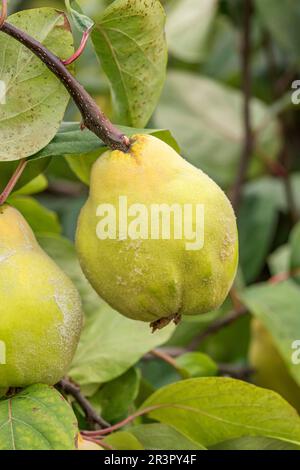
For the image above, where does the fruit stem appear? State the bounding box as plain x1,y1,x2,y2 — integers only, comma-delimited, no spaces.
62,25,93,66
0,17,131,152
0,159,27,206
0,0,7,27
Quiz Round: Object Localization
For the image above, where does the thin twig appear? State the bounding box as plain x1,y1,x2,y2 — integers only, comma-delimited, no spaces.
150,348,181,371
187,307,248,351
58,378,110,430
0,159,27,205
148,349,254,380
82,405,166,438
231,0,254,211
0,18,130,152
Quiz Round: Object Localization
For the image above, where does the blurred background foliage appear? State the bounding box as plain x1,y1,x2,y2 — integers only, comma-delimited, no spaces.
3,0,300,441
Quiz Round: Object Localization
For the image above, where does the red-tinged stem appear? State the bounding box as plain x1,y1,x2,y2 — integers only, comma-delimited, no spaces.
0,159,27,206
150,348,182,373
63,26,92,66
0,18,130,152
0,0,7,27
268,268,300,285
82,405,165,437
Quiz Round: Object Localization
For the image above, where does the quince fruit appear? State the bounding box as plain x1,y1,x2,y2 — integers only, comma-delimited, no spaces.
76,135,238,329
0,205,83,387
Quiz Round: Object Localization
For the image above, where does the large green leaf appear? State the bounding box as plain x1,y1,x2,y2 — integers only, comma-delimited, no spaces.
241,281,300,387
130,423,206,450
0,385,78,450
244,174,300,215
37,234,175,386
90,368,140,423
238,192,278,283
141,377,300,447
104,431,144,450
255,0,300,62
70,301,175,386
33,122,180,160
166,0,217,63
8,195,61,235
0,8,74,161
211,436,300,450
91,0,167,127
155,71,280,188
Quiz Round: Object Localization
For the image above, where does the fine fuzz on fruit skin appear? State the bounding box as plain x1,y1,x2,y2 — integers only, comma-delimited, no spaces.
249,319,300,412
0,205,83,388
76,134,238,327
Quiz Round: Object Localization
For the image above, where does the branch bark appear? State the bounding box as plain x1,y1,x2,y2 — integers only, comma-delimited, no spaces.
187,307,248,351
0,18,130,152
0,159,27,205
58,378,110,430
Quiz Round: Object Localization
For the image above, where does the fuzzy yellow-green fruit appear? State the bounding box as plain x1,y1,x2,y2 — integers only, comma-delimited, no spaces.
249,319,300,412
0,205,83,388
76,135,238,328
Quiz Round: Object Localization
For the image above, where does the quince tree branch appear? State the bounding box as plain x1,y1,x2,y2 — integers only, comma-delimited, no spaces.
0,16,130,153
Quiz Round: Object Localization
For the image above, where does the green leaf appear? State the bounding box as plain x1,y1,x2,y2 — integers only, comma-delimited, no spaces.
70,301,175,386
0,384,78,450
243,174,300,215
141,377,300,447
65,149,105,185
13,174,48,196
175,352,218,379
65,0,94,33
33,122,180,161
255,0,300,63
8,196,61,235
211,436,300,450
238,192,278,283
130,423,206,450
90,368,141,423
268,245,290,276
155,71,280,188
37,234,175,386
91,0,168,127
166,0,217,63
0,158,51,193
104,431,144,450
241,281,300,386
0,8,74,161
